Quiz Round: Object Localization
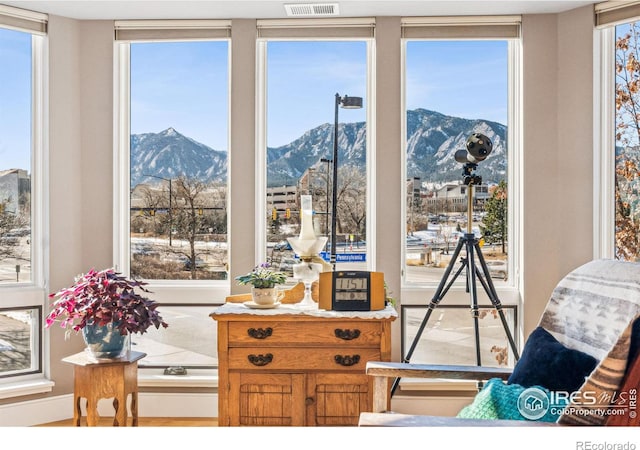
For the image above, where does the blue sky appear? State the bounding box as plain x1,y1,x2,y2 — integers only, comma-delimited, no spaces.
0,28,32,172
1,34,507,170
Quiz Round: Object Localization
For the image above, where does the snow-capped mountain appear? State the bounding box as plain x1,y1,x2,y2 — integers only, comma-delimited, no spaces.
130,110,507,188
130,127,227,187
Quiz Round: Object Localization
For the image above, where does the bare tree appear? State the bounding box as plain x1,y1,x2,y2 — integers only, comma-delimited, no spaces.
615,23,640,260
173,176,209,279
336,165,366,242
0,198,28,261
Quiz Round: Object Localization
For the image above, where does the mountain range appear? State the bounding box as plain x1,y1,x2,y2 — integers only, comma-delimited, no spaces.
131,109,507,188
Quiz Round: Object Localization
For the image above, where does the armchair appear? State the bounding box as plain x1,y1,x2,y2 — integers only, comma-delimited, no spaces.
360,259,640,426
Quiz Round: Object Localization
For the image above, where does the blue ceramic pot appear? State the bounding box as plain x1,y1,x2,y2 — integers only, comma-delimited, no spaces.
82,322,129,358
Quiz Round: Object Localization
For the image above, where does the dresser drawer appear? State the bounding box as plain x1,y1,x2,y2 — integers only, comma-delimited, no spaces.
228,320,382,346
228,347,381,371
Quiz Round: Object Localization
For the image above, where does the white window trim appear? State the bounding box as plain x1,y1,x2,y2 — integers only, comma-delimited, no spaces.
0,31,51,396
400,37,522,308
594,26,616,259
255,38,375,270
113,39,231,304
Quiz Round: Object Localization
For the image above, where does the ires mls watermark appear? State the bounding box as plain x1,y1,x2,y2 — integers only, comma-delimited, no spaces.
517,386,637,421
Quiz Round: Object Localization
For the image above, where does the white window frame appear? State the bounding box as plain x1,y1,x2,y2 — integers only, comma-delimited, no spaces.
594,25,616,259
400,37,522,308
0,21,53,396
255,37,375,269
113,37,232,304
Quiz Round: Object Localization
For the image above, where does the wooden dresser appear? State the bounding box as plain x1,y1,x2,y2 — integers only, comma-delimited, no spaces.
211,303,396,426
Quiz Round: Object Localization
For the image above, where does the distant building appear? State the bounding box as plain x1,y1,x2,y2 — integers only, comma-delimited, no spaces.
0,169,30,216
267,185,298,220
426,181,490,213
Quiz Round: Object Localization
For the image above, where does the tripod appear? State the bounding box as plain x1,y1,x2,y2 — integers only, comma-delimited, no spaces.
391,163,520,396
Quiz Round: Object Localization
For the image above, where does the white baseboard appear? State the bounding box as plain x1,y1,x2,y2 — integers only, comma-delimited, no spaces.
1,394,73,427
0,392,218,427
2,391,464,426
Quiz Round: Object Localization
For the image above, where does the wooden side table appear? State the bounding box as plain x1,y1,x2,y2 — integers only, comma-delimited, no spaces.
62,350,146,426
211,303,396,426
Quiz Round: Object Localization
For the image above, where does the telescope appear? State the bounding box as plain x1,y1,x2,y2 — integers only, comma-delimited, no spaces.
454,132,493,164
391,129,518,397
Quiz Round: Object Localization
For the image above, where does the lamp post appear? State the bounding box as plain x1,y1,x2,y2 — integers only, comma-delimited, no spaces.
144,174,173,247
320,157,332,236
330,93,363,269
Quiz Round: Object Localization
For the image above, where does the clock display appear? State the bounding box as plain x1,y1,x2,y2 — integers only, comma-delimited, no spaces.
335,291,368,301
318,271,386,311
335,277,368,291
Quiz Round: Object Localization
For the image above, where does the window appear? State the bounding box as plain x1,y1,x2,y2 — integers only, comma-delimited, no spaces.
256,19,373,276
115,21,230,369
402,305,517,368
595,2,640,260
403,40,512,285
612,21,640,261
0,27,34,285
400,16,521,368
0,5,48,384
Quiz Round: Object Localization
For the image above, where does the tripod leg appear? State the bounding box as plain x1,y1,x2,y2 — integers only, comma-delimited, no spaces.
473,242,520,361
390,237,467,397
465,237,482,366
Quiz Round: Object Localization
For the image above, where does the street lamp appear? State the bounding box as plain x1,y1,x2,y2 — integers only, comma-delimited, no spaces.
143,174,173,247
330,93,363,269
320,157,332,236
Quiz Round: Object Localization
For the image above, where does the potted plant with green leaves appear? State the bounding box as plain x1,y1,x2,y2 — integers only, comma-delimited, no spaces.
45,268,168,358
235,262,287,307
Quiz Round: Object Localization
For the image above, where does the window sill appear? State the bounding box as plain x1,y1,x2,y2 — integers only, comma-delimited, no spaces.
399,378,479,393
138,368,217,388
0,377,55,400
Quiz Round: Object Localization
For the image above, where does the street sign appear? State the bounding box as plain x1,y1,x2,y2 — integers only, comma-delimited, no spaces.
319,252,366,262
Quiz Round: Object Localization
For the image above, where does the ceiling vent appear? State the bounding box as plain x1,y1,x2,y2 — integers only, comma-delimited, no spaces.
284,3,340,17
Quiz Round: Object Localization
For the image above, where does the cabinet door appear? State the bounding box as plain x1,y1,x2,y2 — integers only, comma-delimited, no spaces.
307,373,370,426
229,372,305,426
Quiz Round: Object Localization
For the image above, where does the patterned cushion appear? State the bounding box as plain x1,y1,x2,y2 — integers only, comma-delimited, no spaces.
456,378,565,422
537,259,640,425
507,326,597,393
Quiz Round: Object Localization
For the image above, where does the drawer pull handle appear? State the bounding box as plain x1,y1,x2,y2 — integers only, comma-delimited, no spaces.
334,328,361,340
247,327,273,339
334,354,360,367
248,353,273,366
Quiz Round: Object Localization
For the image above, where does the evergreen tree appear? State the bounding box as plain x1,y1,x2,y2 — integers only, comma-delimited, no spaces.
481,180,507,254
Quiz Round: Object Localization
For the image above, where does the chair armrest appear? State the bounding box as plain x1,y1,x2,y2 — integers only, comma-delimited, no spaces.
366,361,512,413
366,361,512,381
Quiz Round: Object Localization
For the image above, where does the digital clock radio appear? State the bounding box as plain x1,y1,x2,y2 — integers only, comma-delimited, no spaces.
318,271,386,311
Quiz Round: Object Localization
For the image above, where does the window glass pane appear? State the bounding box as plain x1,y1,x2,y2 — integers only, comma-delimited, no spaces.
0,28,32,285
131,305,217,368
404,40,508,284
265,41,368,275
129,41,229,281
402,305,516,368
0,307,40,376
614,22,640,261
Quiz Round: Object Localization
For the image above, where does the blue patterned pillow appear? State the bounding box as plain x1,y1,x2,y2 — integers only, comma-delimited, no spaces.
507,327,598,393
456,378,564,422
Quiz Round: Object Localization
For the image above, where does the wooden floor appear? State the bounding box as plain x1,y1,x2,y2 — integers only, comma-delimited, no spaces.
37,417,218,427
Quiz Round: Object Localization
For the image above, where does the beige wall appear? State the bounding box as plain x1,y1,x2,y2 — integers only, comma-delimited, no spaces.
229,19,257,292
2,6,598,410
45,14,86,398
374,16,403,359
521,7,594,337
